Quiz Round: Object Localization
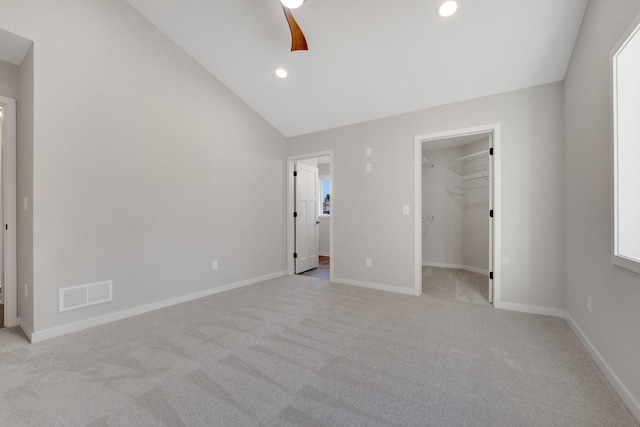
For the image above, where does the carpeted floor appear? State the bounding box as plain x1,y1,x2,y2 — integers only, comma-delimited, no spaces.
299,256,330,280
0,274,637,427
422,266,490,306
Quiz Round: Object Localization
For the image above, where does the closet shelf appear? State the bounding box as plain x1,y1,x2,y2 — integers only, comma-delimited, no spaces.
453,172,489,184
449,149,490,176
447,149,490,197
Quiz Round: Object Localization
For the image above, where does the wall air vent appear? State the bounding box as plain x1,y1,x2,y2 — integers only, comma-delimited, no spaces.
59,281,112,312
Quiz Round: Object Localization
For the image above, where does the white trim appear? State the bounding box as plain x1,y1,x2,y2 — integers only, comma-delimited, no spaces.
611,12,640,276
414,124,501,304
422,262,489,276
30,271,287,343
287,151,334,276
494,301,565,318
0,95,18,328
414,140,422,295
332,276,420,296
318,251,330,257
566,312,640,422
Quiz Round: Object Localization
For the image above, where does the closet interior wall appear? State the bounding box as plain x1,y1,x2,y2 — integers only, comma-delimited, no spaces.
422,137,490,274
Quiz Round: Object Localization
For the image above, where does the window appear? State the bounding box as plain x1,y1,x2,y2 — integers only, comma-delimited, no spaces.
613,17,640,274
320,177,330,215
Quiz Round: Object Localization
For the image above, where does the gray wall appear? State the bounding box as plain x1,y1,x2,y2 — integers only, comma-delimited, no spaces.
422,145,464,267
422,138,489,273
289,82,565,310
564,0,640,416
0,0,286,334
0,58,19,99
461,139,490,273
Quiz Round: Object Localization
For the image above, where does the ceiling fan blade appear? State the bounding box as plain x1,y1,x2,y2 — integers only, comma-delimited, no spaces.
282,5,308,51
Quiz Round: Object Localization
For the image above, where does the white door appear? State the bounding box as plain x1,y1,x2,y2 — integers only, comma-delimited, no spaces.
295,162,320,273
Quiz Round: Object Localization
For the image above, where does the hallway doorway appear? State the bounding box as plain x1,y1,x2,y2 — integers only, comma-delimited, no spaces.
286,151,333,281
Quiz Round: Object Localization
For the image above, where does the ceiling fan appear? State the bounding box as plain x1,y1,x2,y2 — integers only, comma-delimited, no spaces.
280,0,308,51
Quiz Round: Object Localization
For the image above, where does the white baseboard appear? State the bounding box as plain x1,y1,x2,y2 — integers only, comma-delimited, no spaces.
332,276,420,296
423,261,463,269
30,271,287,343
494,301,566,318
565,312,640,422
422,261,489,276
318,252,330,257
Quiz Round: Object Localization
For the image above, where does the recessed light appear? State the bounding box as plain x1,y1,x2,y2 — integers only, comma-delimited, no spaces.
275,68,288,78
280,0,304,9
438,1,458,18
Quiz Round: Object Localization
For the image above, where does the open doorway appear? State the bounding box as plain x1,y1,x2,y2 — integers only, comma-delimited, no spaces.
414,125,501,305
0,104,3,327
0,95,18,329
422,134,492,305
286,151,333,281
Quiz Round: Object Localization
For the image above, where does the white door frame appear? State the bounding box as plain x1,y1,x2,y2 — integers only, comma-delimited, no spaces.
0,95,18,327
286,150,334,278
414,124,502,305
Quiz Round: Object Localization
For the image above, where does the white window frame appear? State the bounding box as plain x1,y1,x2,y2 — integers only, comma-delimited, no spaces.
612,13,640,275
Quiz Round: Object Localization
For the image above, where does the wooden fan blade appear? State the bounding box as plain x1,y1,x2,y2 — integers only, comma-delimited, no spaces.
282,5,308,51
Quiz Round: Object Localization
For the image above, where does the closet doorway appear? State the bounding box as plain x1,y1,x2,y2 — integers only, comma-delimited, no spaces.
414,125,501,306
0,95,18,329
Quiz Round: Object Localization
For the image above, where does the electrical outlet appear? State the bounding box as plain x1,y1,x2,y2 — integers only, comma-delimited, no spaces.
365,147,372,157
587,295,592,313
24,283,28,298
366,258,372,267
212,260,218,271
403,205,410,215
365,163,372,173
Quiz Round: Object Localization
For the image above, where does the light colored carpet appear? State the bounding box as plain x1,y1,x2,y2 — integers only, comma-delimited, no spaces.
422,266,490,306
0,274,637,427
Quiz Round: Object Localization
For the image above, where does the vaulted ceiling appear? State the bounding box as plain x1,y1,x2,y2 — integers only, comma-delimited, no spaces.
127,1,587,137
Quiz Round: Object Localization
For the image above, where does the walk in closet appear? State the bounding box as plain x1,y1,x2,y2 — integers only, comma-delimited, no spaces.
421,135,492,305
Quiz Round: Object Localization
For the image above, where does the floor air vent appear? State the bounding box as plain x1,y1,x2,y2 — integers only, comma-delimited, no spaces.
59,281,112,312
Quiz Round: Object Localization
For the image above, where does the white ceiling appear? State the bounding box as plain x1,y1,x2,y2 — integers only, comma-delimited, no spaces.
124,0,588,137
